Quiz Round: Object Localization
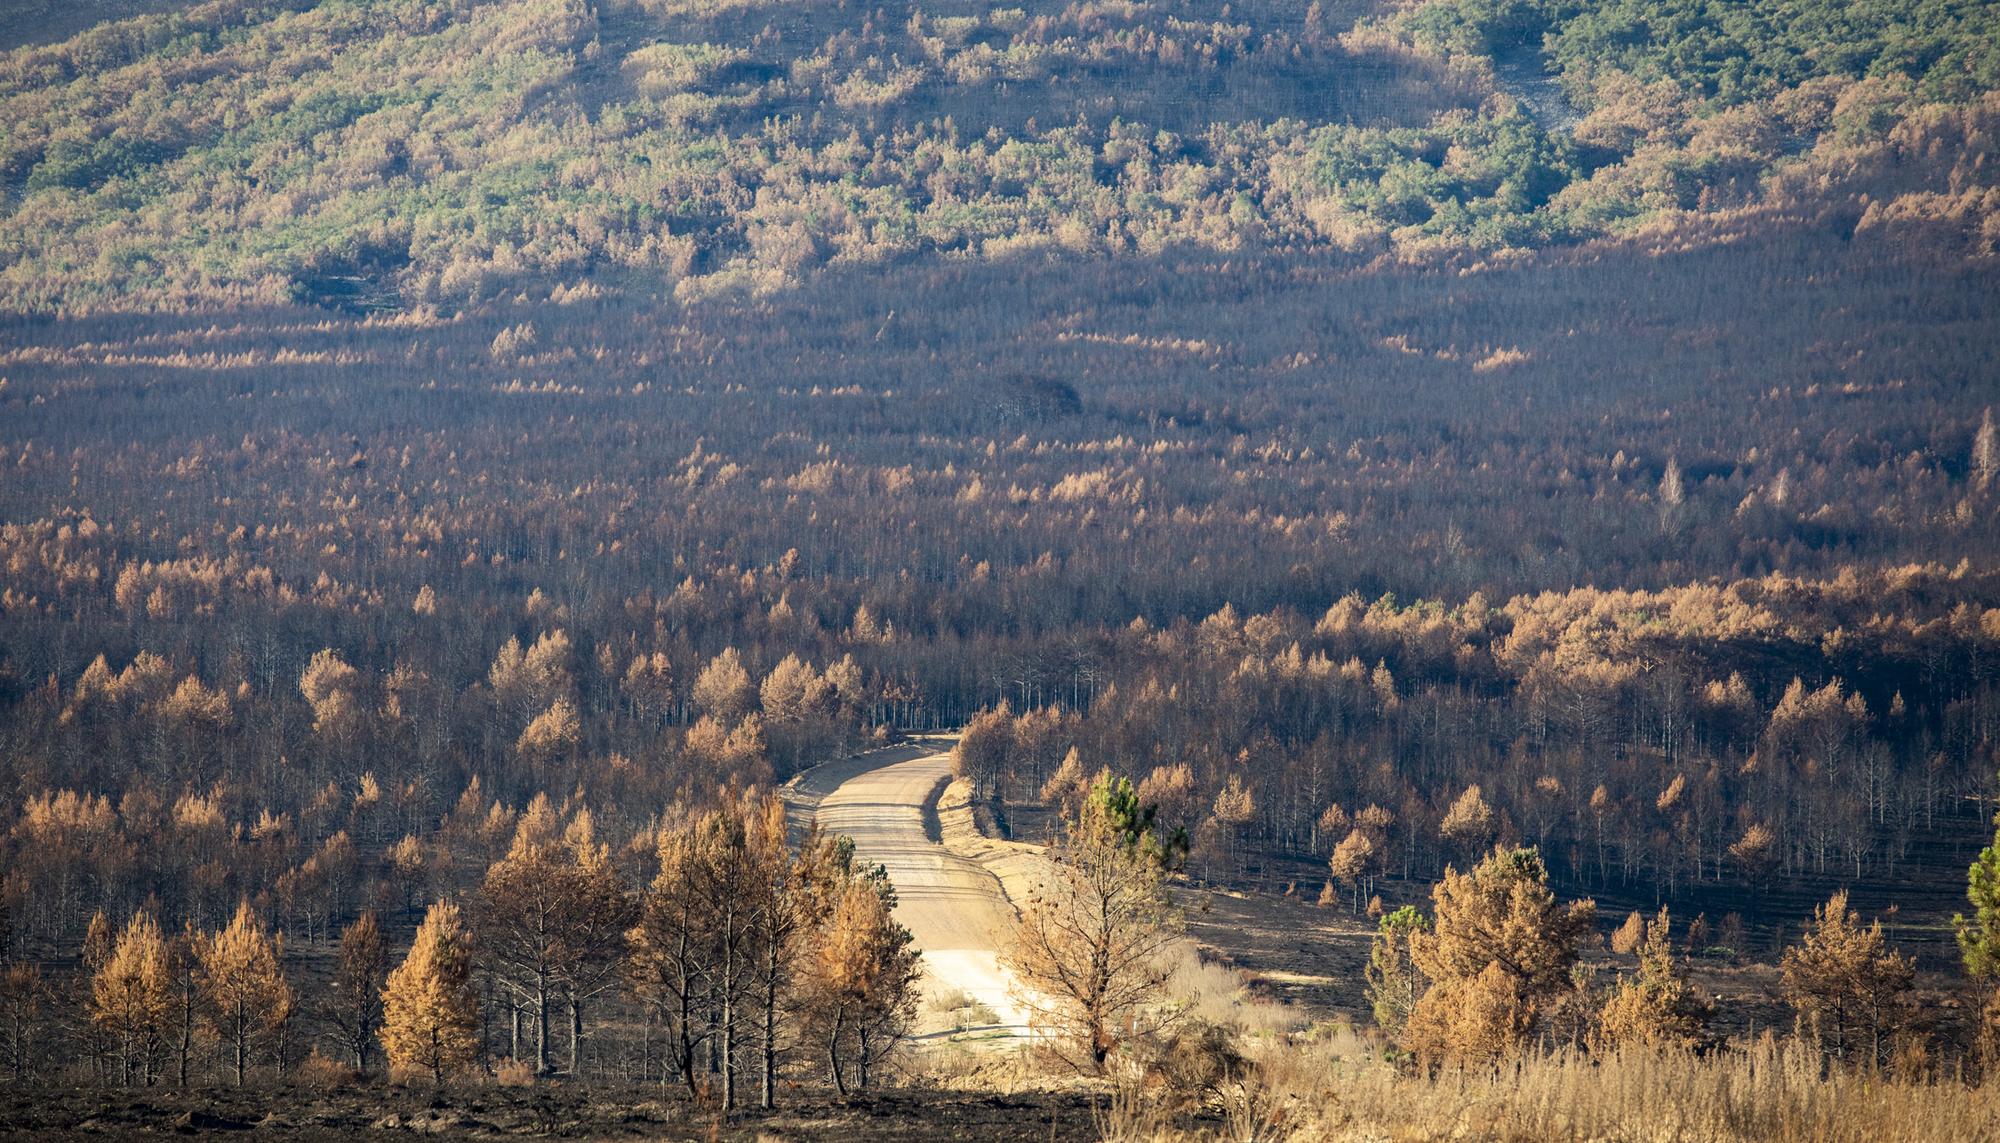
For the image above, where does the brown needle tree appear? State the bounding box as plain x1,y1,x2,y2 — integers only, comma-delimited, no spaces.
1400,847,1595,1064
472,821,573,1074
553,810,635,1079
91,912,173,1086
1438,784,1496,866
323,912,388,1074
628,824,714,1097
1591,907,1711,1053
1781,890,1914,1065
688,806,757,1107
168,923,200,1087
801,867,920,1094
195,900,293,1086
1329,827,1377,913
380,901,479,1085
744,795,842,1109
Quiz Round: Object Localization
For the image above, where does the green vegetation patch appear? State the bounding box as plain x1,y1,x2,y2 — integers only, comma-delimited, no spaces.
0,0,1995,311
1394,0,2000,106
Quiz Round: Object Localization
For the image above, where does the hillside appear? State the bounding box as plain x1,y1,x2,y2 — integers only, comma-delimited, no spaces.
0,0,1996,311
2,0,2000,1135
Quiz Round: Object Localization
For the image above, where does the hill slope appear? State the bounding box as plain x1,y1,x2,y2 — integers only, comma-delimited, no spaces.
0,0,1995,311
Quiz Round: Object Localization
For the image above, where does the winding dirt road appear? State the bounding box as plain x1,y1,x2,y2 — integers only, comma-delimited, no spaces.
804,744,1036,1036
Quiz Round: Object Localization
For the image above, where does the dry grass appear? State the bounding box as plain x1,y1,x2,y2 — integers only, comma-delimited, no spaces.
1100,1030,2000,1142
1164,945,1309,1041
493,1057,538,1087
911,1039,1047,1096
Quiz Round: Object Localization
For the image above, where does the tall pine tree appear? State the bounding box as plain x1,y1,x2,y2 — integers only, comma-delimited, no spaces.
196,901,293,1085
380,902,479,1085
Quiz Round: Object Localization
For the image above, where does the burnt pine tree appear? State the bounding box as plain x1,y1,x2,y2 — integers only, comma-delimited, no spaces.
1784,891,1914,1065
628,826,714,1097
195,901,293,1086
802,868,920,1094
380,902,479,1085
1005,774,1182,1073
1401,848,1595,1063
323,912,388,1074
552,811,636,1079
91,913,173,1087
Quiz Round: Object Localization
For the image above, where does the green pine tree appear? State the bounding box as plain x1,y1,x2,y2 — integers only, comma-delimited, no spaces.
1366,905,1429,1038
1957,806,2000,981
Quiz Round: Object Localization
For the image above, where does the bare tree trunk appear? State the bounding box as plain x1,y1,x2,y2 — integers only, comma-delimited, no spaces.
721,939,736,1107
675,985,700,1096
760,975,778,1110
826,1006,847,1096
857,1024,870,1089
534,975,548,1075
568,998,582,1077
177,994,193,1087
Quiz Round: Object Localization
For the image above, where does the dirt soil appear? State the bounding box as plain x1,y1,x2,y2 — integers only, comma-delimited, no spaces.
0,1083,1106,1140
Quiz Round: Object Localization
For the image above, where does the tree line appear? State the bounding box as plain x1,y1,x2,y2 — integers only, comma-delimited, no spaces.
15,754,2000,1092
1006,766,2000,1081
1,789,921,1096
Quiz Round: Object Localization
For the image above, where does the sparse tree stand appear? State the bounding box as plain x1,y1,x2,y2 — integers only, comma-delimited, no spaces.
380,901,479,1085
951,705,1014,808
1208,774,1256,883
629,793,856,1108
195,900,293,1086
1005,774,1183,1073
474,809,631,1078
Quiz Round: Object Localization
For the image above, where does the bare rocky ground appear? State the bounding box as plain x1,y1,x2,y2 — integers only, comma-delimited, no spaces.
0,1082,1105,1140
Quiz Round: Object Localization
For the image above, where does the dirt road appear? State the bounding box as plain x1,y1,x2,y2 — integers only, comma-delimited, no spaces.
807,744,1036,1036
